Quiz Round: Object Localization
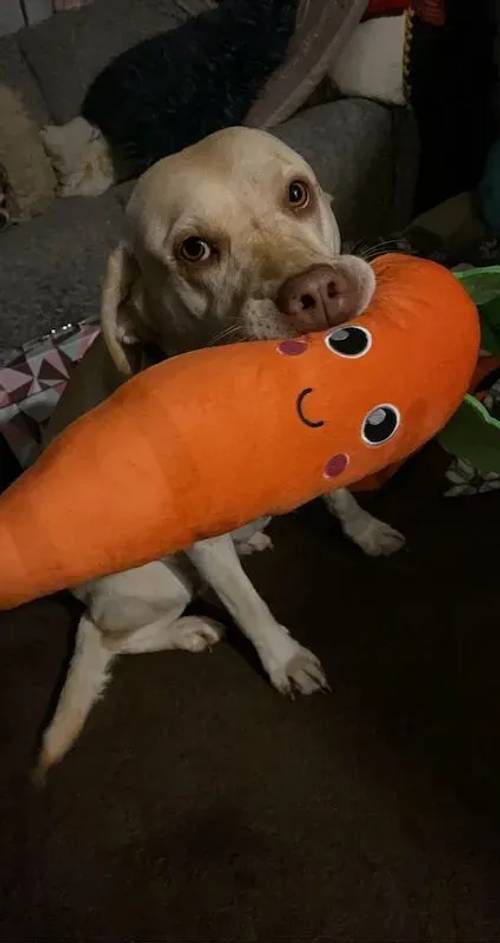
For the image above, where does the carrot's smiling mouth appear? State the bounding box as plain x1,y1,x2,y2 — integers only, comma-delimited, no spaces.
296,388,325,429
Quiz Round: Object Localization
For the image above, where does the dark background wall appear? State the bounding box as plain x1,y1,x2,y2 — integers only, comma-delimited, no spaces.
411,0,497,213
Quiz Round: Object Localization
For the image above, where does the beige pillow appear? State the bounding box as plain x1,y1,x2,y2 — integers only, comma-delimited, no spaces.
0,85,56,221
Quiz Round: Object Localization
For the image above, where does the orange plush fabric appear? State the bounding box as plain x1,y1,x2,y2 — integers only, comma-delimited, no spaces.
0,254,479,609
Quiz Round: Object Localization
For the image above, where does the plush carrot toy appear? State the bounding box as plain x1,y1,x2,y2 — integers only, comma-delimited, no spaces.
0,254,479,610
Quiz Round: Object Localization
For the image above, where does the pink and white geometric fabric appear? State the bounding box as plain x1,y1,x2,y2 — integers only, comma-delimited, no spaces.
0,318,100,469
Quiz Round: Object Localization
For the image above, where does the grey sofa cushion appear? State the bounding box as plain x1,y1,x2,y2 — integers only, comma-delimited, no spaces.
18,0,198,124
0,35,50,126
0,193,123,348
275,98,395,244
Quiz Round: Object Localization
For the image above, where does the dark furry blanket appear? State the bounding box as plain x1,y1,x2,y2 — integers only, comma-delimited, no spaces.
82,0,299,179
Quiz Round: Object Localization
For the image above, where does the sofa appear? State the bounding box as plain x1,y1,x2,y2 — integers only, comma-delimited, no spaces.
0,0,419,354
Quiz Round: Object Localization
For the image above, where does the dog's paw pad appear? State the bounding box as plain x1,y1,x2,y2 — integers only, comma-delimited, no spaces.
348,517,405,557
270,646,329,697
236,532,274,556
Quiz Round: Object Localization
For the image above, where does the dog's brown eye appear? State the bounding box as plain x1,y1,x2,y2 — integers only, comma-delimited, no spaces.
179,236,211,262
288,180,309,209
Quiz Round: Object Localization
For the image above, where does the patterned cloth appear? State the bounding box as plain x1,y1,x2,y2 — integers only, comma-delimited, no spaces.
0,318,99,469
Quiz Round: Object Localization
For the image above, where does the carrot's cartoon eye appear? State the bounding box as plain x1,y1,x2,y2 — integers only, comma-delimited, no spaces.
362,405,400,445
325,325,371,358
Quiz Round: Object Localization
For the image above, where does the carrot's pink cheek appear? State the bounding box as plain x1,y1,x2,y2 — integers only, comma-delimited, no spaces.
277,339,309,356
323,453,349,479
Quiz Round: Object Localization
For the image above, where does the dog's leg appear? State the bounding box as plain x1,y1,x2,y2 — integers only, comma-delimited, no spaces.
36,613,114,778
104,614,224,655
325,488,405,557
232,516,274,556
37,615,222,778
187,534,328,696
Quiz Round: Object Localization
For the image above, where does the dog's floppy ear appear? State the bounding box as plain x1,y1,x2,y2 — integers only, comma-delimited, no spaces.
101,243,146,376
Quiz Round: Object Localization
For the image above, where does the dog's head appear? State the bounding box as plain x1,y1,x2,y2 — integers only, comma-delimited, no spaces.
101,127,375,374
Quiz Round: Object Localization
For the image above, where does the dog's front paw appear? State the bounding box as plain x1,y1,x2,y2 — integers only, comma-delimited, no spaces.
346,515,405,557
173,617,224,653
266,634,329,697
236,531,274,556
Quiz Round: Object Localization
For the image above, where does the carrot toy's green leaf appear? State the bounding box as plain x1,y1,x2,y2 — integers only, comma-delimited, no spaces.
455,266,500,354
438,393,500,474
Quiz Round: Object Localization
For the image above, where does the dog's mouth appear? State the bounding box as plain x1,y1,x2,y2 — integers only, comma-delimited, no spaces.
238,297,300,343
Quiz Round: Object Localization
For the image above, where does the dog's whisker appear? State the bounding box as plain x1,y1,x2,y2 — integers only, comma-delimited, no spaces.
353,239,404,262
208,323,244,346
346,239,371,256
208,326,234,345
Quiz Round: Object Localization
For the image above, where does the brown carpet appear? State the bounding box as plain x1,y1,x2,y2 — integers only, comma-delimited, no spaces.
1,453,500,942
